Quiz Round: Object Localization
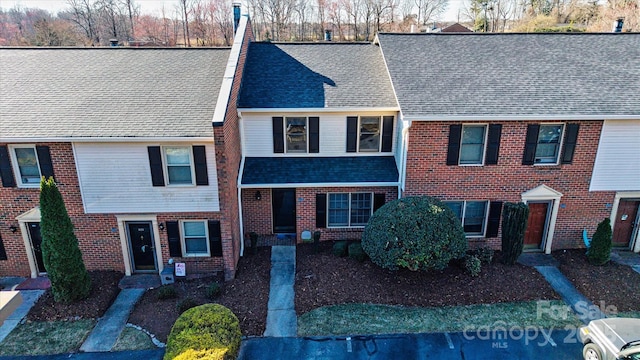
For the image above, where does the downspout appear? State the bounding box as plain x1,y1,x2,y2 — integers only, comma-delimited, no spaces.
237,111,246,257
399,119,412,198
238,185,245,257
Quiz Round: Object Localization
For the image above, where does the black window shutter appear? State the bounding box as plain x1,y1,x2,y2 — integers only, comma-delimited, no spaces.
486,201,503,238
522,124,540,165
309,117,320,153
192,146,209,185
166,221,182,257
0,146,16,187
36,146,54,179
381,116,394,152
346,116,358,152
272,117,284,153
147,146,165,186
373,193,386,212
0,232,7,260
208,220,223,257
561,124,579,164
316,193,327,228
446,124,462,165
485,124,502,165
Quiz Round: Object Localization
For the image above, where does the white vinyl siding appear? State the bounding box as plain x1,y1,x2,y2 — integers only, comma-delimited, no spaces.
242,113,397,157
74,143,219,213
590,120,640,191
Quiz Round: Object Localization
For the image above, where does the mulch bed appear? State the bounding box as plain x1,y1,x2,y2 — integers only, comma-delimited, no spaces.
128,246,271,342
27,271,122,321
555,249,640,312
295,242,560,315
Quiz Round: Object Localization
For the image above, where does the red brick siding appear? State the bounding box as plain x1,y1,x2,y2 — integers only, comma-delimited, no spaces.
213,21,254,280
242,186,398,243
403,120,615,250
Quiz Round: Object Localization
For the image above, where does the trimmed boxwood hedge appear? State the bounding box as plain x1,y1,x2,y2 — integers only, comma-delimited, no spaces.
362,196,467,271
164,304,241,360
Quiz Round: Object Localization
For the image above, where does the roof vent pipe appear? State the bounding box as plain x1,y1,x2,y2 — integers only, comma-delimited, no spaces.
109,38,118,47
613,18,624,32
233,2,241,34
324,29,332,41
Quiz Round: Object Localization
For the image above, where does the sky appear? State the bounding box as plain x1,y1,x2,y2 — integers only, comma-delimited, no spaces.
0,0,467,23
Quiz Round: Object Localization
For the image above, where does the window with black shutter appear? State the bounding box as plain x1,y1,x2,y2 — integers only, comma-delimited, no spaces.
561,124,579,164
36,146,55,179
192,146,209,185
485,125,502,165
208,220,223,257
381,116,394,152
166,221,182,257
0,232,8,260
272,117,284,153
309,117,320,153
147,146,165,186
486,201,503,238
446,125,462,165
346,117,358,153
0,146,16,187
316,194,327,228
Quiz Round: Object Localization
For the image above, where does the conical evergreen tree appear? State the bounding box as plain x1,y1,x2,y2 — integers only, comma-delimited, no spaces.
587,218,612,266
40,177,91,303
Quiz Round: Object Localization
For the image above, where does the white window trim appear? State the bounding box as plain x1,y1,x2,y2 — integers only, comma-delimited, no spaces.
357,116,383,153
534,123,565,166
9,144,42,188
444,200,490,238
458,123,488,166
180,220,211,257
162,145,196,186
284,116,309,154
327,192,374,228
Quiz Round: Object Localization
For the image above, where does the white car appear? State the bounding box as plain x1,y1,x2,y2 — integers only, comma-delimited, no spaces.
579,318,640,360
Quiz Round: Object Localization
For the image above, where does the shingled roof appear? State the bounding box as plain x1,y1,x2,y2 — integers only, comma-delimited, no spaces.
0,48,230,138
377,33,640,119
238,42,398,109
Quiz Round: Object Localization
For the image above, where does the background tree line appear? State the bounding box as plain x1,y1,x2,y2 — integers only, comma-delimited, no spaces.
0,0,637,46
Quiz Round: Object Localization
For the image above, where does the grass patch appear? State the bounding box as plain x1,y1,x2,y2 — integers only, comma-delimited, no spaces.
298,301,582,336
113,326,157,351
0,320,95,356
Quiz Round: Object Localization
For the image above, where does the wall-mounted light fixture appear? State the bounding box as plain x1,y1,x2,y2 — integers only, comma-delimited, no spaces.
159,223,165,231
255,191,262,201
9,225,18,233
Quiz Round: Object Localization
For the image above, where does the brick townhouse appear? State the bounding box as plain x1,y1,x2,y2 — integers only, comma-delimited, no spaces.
376,32,640,253
0,14,253,280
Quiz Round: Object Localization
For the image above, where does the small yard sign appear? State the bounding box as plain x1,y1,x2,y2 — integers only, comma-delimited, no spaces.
175,262,186,277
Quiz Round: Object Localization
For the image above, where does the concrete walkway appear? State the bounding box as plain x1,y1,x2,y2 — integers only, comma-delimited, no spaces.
264,245,297,337
0,290,45,343
80,288,145,352
535,266,606,324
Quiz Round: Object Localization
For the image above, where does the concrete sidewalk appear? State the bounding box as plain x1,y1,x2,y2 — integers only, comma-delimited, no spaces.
263,245,296,337
0,290,45,344
80,288,146,352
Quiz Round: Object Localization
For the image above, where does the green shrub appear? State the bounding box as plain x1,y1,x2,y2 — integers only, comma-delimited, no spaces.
501,202,529,265
332,241,348,257
164,304,241,360
176,297,198,314
206,283,222,300
39,177,91,303
464,255,482,277
362,196,467,271
157,285,178,300
474,247,494,265
587,218,612,266
348,242,367,262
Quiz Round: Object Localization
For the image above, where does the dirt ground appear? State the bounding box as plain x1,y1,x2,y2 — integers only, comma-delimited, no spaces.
295,242,560,315
555,249,640,313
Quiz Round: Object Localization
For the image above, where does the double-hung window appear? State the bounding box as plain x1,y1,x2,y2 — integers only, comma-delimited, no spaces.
535,124,564,164
328,193,373,227
11,146,41,186
286,117,308,153
181,220,209,256
459,125,487,165
163,146,194,185
359,117,381,152
444,200,489,237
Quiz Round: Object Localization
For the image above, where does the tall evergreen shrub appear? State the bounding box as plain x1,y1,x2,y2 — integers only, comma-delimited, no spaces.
501,202,530,265
587,218,612,266
40,177,91,302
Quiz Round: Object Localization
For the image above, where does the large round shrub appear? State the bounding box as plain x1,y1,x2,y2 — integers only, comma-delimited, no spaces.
164,304,241,360
362,196,467,271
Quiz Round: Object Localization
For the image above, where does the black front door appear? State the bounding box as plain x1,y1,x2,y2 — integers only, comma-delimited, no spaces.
27,222,46,273
272,188,296,233
127,222,157,272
